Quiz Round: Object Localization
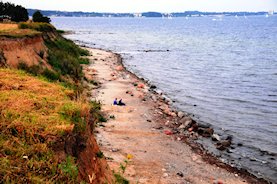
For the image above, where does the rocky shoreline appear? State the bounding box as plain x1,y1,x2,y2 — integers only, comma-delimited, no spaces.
113,51,269,184
82,45,269,183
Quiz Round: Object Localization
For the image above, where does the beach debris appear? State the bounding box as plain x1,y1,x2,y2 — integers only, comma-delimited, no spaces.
150,85,157,89
147,119,152,122
164,130,173,135
22,155,28,159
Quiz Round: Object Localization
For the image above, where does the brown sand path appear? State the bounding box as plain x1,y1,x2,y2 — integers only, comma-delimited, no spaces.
87,48,249,184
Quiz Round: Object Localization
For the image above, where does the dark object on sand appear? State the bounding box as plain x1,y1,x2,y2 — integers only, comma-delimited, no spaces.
118,99,126,106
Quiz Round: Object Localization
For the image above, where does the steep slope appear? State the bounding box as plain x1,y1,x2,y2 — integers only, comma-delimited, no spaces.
0,23,114,183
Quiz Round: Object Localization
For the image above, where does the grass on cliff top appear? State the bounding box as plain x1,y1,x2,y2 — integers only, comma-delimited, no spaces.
0,68,92,183
0,23,41,38
18,22,56,32
45,36,90,81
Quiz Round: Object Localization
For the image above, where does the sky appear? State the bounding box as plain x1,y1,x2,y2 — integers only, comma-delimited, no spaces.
4,0,277,13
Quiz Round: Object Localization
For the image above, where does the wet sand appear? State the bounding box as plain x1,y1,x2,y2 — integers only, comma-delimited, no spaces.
84,48,265,184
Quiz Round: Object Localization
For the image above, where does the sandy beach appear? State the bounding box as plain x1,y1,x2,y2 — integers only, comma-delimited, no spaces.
84,48,265,184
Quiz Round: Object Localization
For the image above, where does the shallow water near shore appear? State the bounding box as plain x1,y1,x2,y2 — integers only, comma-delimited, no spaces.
52,16,277,182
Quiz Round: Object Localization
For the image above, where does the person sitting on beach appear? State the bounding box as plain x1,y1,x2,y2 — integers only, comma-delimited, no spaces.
113,98,118,105
118,99,126,106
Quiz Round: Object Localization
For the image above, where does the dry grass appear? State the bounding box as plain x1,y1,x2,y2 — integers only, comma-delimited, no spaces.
0,23,40,38
0,68,91,183
0,23,18,31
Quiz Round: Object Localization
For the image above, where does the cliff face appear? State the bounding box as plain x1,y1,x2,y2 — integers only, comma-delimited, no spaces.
0,36,50,68
65,117,114,183
0,34,113,183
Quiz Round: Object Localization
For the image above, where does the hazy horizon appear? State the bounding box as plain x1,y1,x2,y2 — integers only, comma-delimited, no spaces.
4,0,277,13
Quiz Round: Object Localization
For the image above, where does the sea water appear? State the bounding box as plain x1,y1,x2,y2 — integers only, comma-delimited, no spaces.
52,16,277,182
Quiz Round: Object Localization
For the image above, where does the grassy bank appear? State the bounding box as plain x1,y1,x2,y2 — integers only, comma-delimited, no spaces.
0,69,89,182
0,23,41,38
0,22,112,183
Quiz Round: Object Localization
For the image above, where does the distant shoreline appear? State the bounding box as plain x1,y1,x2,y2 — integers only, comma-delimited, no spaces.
28,8,275,18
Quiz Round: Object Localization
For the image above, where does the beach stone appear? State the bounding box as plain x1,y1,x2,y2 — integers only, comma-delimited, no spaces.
151,95,157,102
178,111,185,118
178,124,186,130
156,90,163,95
111,148,119,152
212,134,221,141
116,65,123,71
216,140,232,150
137,83,145,88
198,123,210,128
180,117,192,128
170,112,177,117
198,127,214,137
163,173,169,178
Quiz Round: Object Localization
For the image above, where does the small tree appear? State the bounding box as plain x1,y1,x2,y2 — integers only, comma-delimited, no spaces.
32,10,51,23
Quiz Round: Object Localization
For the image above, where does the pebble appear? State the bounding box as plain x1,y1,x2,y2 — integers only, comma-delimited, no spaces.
111,148,119,152
177,111,185,118
163,173,169,178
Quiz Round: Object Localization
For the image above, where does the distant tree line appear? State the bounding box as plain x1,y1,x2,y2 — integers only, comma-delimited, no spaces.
0,1,28,22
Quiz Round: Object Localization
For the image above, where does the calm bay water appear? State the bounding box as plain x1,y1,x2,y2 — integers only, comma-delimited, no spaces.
52,16,277,182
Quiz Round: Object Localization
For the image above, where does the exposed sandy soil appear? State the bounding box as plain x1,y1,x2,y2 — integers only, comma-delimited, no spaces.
86,48,253,184
0,36,49,68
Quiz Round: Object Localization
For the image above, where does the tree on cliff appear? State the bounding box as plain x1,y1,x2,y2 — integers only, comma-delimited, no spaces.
32,10,51,23
0,2,28,22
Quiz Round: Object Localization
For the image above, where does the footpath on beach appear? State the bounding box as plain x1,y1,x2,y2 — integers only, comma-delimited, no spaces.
84,48,257,184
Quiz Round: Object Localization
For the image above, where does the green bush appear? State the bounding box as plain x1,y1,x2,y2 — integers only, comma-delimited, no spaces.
45,37,89,80
42,68,60,81
32,11,51,23
79,58,90,65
